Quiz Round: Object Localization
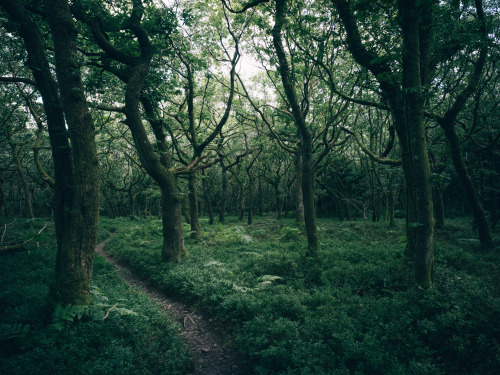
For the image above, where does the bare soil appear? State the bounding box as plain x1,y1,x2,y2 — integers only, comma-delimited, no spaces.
95,239,244,375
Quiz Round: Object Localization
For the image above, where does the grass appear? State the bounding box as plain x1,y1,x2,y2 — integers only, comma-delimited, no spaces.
1,215,499,374
0,217,192,375
101,215,500,375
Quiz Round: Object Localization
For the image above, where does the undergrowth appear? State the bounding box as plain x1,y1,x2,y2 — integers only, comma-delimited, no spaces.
0,217,191,375
103,215,500,375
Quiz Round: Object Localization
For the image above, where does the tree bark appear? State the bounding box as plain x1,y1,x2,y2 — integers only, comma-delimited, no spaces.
219,161,227,224
258,177,264,216
188,172,201,239
239,186,245,221
398,0,434,286
295,142,305,224
45,0,100,305
182,193,191,225
1,0,103,305
388,174,395,227
247,176,254,225
273,183,282,220
161,182,186,262
202,170,214,224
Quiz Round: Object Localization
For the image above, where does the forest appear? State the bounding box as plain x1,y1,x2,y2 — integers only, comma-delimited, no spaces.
0,0,499,374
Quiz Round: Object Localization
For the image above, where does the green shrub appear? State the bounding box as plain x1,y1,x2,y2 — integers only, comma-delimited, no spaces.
0,219,191,375
99,216,500,375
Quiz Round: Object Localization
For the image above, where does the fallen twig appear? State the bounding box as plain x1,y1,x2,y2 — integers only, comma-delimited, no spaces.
103,303,119,320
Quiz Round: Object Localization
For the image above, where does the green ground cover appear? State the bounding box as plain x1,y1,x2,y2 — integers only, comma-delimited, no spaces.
101,215,500,375
0,218,191,375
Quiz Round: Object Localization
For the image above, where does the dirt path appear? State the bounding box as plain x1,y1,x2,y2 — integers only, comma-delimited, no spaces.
95,239,243,375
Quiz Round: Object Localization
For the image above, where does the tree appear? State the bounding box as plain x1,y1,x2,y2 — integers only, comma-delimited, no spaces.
162,4,246,238
329,0,435,286
0,0,100,305
433,0,493,247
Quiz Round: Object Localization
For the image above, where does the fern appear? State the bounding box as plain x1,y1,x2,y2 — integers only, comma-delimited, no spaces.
257,275,284,288
0,323,31,350
50,304,88,331
0,323,31,340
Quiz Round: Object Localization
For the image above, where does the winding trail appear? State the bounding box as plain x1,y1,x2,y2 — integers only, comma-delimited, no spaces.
95,239,243,375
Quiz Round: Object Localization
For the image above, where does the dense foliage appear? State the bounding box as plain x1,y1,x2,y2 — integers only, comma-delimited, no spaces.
0,218,191,375
1,0,499,373
100,215,499,375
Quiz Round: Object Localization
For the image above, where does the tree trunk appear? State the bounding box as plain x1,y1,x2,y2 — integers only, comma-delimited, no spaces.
398,0,434,286
103,191,116,219
182,194,191,225
160,181,186,262
274,184,282,220
239,187,245,221
10,143,34,219
295,147,305,224
433,184,445,229
258,177,264,216
388,175,395,227
0,177,5,217
273,0,318,256
219,162,227,224
247,176,254,225
441,121,492,245
188,172,201,239
45,0,100,305
202,170,214,225
331,0,434,285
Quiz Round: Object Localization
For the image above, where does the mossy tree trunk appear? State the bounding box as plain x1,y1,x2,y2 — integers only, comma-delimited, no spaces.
1,0,102,305
160,181,186,262
46,0,100,305
332,0,434,285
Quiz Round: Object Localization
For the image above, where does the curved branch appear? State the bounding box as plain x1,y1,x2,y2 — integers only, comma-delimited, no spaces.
0,76,37,86
340,126,402,166
222,0,269,14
